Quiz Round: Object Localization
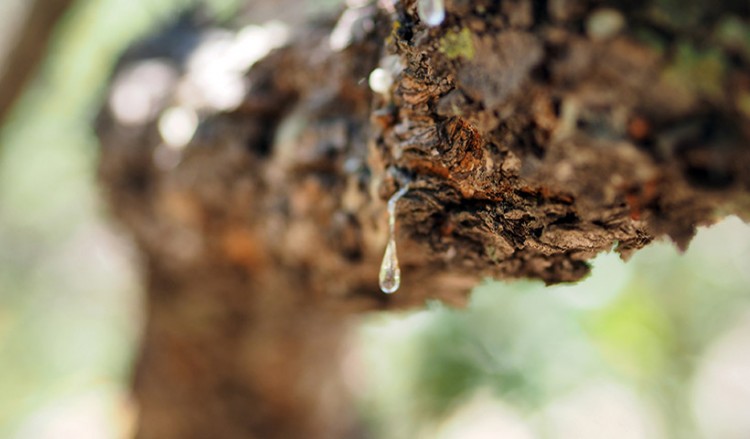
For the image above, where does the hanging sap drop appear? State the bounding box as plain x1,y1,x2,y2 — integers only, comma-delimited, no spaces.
379,238,400,294
379,184,409,294
417,0,445,27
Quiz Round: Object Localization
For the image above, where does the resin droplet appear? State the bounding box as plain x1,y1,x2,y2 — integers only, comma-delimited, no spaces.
379,184,409,294
379,238,400,293
417,0,445,27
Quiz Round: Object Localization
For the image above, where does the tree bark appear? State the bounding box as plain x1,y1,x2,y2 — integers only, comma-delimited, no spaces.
96,1,750,438
0,0,73,125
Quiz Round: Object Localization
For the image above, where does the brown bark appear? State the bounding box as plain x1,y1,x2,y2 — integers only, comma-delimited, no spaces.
0,0,73,125
96,1,750,438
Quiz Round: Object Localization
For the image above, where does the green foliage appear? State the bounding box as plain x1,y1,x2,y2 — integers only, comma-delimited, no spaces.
361,219,750,438
0,0,240,436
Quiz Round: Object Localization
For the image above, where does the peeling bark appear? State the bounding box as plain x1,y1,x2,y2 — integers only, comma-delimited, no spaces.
97,1,750,438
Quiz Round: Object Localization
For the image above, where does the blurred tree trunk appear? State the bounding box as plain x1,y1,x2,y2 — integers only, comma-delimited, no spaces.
0,0,73,125
96,0,750,438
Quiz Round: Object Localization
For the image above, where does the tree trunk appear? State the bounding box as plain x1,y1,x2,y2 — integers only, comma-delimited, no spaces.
0,0,73,125
96,0,750,437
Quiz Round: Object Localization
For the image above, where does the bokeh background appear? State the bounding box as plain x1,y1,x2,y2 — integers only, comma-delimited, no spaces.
0,1,748,438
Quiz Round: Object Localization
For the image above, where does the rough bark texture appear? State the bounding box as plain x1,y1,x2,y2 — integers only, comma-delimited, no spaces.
96,1,750,438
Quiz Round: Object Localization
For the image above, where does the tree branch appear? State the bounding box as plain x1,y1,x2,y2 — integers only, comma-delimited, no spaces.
96,1,750,437
0,0,74,125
